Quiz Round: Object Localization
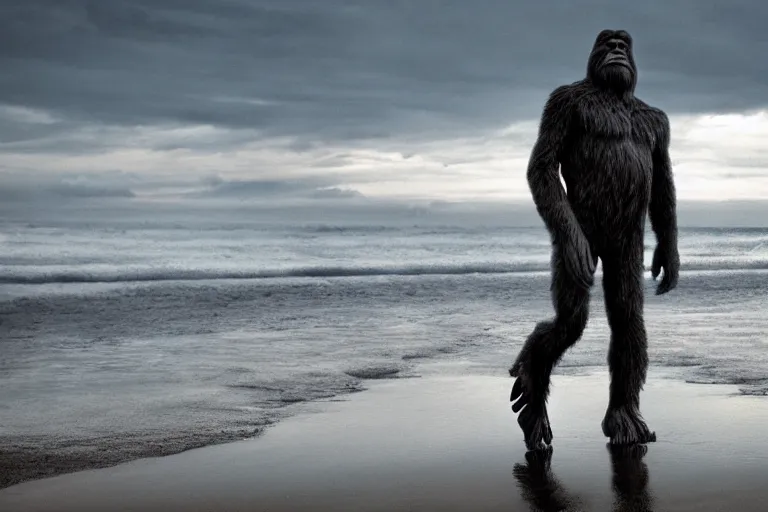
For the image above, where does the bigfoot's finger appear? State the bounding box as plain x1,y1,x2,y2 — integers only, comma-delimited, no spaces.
655,270,677,295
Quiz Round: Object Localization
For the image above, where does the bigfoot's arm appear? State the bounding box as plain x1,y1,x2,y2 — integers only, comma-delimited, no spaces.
527,85,594,289
648,110,679,295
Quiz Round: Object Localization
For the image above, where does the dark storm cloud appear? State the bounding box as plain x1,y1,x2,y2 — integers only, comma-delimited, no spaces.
2,0,768,151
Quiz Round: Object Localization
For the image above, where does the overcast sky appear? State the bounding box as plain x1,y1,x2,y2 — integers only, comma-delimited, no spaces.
2,0,768,206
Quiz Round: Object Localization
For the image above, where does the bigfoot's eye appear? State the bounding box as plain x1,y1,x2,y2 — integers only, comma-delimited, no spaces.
607,40,628,52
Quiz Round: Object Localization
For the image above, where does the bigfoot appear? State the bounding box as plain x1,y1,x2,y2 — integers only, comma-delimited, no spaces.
509,29,679,450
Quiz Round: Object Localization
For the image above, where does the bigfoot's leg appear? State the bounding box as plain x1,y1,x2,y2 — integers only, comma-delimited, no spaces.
601,237,656,445
510,248,593,451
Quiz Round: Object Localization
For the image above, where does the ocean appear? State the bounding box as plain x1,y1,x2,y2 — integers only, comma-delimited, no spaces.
2,206,768,478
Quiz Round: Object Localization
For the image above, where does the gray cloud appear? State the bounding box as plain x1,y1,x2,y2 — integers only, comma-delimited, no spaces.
191,175,365,200
3,0,768,153
0,169,368,210
4,171,768,229
0,171,136,202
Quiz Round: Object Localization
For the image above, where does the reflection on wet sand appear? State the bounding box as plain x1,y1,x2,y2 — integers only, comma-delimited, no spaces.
513,446,584,511
608,444,653,512
513,444,653,511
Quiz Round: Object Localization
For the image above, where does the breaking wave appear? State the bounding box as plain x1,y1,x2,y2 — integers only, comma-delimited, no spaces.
0,262,547,284
3,259,768,284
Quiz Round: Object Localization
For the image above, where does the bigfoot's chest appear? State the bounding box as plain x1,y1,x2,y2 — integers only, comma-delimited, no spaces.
565,100,655,192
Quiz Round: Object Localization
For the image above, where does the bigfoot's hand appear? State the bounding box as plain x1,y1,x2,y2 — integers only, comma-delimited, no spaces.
651,243,679,295
563,232,595,289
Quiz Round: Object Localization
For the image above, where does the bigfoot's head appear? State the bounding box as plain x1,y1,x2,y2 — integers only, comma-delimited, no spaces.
587,29,637,96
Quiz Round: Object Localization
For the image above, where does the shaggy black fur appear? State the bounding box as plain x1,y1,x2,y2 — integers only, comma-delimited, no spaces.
509,29,679,450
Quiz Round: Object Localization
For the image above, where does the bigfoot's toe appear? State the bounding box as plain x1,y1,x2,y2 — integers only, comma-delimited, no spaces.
511,376,553,451
518,405,553,451
602,407,657,445
510,376,527,410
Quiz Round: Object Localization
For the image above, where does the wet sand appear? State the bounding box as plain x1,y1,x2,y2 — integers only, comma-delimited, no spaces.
2,368,768,511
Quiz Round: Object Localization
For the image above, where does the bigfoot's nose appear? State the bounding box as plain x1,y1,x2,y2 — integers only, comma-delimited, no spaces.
607,40,628,52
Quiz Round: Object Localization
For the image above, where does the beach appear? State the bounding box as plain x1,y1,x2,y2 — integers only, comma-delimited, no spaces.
2,366,768,511
4,216,768,509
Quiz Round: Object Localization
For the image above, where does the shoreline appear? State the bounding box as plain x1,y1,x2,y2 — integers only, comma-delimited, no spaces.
3,366,768,511
0,425,271,491
0,362,657,490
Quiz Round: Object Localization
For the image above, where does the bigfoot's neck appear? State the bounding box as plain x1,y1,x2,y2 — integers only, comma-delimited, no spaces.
591,67,636,102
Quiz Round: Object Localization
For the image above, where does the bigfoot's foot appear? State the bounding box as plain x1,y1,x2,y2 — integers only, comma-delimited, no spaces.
510,368,553,451
602,406,657,445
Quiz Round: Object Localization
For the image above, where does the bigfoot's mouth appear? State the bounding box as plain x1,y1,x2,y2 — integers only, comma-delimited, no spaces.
604,54,631,68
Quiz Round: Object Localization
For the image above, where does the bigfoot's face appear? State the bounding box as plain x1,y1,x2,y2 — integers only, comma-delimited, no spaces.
587,29,637,94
